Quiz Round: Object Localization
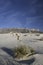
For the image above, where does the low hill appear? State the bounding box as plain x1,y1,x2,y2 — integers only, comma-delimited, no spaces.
0,28,43,33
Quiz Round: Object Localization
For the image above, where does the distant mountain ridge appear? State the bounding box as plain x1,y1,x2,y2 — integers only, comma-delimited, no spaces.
0,28,42,33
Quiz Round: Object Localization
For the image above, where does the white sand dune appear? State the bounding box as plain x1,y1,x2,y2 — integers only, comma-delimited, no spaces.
0,33,43,52
0,33,43,65
32,54,43,65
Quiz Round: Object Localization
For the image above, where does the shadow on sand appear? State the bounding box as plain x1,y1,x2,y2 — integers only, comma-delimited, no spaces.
18,57,35,65
1,47,14,57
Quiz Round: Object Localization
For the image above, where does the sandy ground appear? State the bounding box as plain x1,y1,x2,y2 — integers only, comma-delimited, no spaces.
0,33,43,65
0,33,43,53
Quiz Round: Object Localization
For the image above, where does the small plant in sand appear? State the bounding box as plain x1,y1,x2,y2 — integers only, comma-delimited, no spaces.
24,34,27,36
12,45,35,59
35,33,40,36
37,37,43,41
16,33,20,40
40,37,43,41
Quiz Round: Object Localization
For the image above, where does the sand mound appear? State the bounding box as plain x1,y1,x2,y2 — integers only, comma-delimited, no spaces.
0,55,22,65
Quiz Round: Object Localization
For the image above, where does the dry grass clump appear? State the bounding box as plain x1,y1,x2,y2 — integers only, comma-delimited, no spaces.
16,33,20,40
24,34,27,36
12,45,35,59
35,33,40,36
37,37,43,41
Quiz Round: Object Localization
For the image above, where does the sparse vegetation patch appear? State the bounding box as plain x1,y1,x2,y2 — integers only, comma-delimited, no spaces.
36,37,43,41
12,45,35,59
35,33,40,36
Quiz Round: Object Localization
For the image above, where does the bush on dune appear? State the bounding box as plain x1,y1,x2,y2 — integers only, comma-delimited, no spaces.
12,45,35,59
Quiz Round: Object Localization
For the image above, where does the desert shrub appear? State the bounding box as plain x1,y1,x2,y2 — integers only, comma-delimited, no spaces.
16,33,20,40
40,37,43,41
35,33,40,36
12,45,35,58
24,34,27,36
37,37,43,41
17,36,20,40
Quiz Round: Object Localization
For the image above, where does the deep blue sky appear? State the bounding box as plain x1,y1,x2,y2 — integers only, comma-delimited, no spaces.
0,0,43,31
